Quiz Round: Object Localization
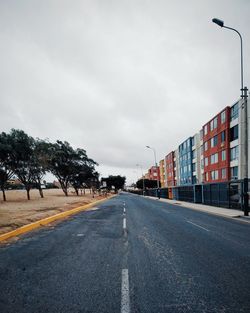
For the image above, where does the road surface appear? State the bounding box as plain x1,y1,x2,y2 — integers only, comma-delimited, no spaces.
0,192,250,312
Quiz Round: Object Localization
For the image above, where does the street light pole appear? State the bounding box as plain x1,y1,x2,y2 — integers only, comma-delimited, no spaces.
136,164,145,196
146,145,160,189
212,18,249,216
212,18,245,98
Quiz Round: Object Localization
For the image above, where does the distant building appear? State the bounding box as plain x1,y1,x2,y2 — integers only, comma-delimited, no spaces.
148,166,160,182
7,178,22,185
7,178,22,186
165,151,176,187
53,180,61,188
159,159,166,187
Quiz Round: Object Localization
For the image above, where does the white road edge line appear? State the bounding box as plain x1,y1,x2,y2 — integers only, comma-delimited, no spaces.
123,218,127,229
121,269,130,313
187,220,210,232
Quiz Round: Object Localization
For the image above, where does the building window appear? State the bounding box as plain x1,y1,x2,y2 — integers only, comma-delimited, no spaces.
204,125,208,135
192,163,196,171
204,141,208,151
221,110,226,124
193,175,197,184
221,150,226,161
201,158,204,169
200,129,203,138
211,135,218,147
214,117,218,129
221,131,226,143
210,120,213,131
205,157,209,166
191,137,195,146
230,146,239,161
205,172,209,181
231,166,238,179
230,125,239,141
210,117,218,131
221,168,227,179
211,170,219,180
211,153,218,164
230,102,239,121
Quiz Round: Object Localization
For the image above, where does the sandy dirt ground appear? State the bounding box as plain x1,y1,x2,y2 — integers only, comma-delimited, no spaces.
0,188,108,235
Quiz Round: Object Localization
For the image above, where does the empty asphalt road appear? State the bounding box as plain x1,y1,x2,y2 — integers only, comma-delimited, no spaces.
0,192,250,313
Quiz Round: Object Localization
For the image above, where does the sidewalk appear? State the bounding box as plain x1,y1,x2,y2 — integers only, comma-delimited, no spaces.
145,196,250,223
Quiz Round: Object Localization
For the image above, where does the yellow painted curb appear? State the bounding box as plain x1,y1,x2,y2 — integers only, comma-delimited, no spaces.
0,194,117,242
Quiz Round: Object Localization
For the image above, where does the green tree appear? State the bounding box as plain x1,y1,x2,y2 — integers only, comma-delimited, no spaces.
0,132,14,201
45,141,76,196
136,178,159,189
102,175,126,193
69,148,98,196
7,129,35,200
29,139,48,198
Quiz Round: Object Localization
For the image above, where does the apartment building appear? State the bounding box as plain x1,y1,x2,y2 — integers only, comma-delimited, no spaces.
141,98,249,188
148,166,160,181
159,159,166,187
202,106,231,183
178,137,195,185
165,151,176,187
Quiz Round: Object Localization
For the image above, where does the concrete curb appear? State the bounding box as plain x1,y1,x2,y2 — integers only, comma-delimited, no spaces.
0,195,116,242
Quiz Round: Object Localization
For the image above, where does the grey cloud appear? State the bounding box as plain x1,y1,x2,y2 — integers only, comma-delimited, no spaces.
0,0,249,184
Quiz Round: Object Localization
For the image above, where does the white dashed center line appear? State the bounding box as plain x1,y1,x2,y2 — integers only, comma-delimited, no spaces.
123,218,127,229
121,269,130,313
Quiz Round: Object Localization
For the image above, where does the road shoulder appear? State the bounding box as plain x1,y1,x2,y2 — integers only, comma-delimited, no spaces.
0,195,116,243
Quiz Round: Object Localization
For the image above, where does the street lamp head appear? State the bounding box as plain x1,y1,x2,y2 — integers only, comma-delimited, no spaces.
212,18,224,27
146,145,150,149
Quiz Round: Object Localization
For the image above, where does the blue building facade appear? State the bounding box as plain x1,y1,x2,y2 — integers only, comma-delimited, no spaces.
178,137,195,185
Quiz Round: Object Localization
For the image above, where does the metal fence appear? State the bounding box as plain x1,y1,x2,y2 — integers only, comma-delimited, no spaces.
128,179,249,211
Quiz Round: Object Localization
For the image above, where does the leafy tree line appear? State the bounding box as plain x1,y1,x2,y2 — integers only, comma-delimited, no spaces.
136,178,160,189
0,129,99,201
101,175,126,193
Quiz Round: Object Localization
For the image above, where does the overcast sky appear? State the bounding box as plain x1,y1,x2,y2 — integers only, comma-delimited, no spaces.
0,0,249,185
